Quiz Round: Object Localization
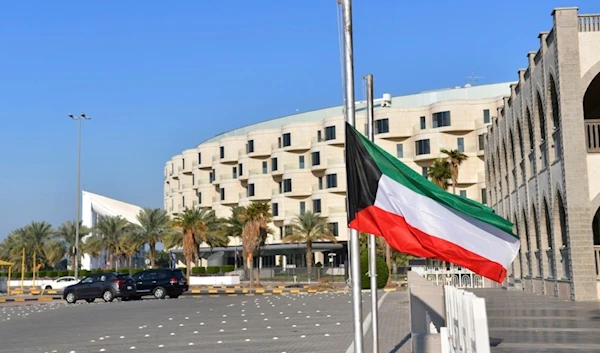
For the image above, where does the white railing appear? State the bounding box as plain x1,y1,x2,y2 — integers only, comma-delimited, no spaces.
442,286,490,353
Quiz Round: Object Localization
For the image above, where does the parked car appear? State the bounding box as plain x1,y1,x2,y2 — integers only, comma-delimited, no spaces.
44,276,77,290
131,268,188,299
63,273,136,304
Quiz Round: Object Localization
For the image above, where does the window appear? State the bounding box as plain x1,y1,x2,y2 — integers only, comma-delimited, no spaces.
483,109,490,124
262,161,268,174
248,184,255,197
432,111,451,128
278,181,282,193
457,137,464,153
278,137,282,148
415,139,431,155
192,174,195,185
232,167,237,179
328,222,339,237
325,126,336,140
481,188,487,205
299,156,305,169
375,119,389,134
478,134,485,151
311,152,320,166
420,116,426,130
209,169,215,183
220,188,225,201
271,157,278,171
247,140,254,153
283,179,292,193
313,199,322,213
326,174,338,188
198,192,202,204
460,190,467,198
238,163,243,176
318,177,323,190
396,144,403,158
182,196,185,207
317,130,323,142
282,133,291,147
422,167,428,178
299,201,306,215
272,203,279,216
219,146,225,159
182,159,185,169
198,153,202,164
284,225,293,236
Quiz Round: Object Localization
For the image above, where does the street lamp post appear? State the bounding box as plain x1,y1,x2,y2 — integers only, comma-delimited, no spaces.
69,112,90,280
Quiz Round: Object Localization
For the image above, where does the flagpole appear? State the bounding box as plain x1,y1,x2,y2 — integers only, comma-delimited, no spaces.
341,1,364,352
364,73,379,353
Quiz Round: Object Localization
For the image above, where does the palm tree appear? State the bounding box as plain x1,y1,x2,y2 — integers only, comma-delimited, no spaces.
441,149,469,194
172,208,216,280
240,202,271,287
54,220,90,271
24,221,54,271
42,239,67,269
218,206,248,269
119,232,144,270
91,215,131,269
427,158,452,190
283,211,337,282
134,208,173,268
0,229,28,271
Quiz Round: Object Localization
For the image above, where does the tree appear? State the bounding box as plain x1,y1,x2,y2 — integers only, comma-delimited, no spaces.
240,202,271,287
441,149,469,194
91,215,131,268
54,220,90,271
427,158,452,190
0,228,29,271
42,239,67,269
24,221,54,267
282,211,337,282
172,208,216,281
119,232,144,270
134,208,173,268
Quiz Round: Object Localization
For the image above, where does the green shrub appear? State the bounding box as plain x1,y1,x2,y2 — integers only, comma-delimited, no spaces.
57,270,69,277
118,268,129,274
206,266,220,274
47,270,58,278
68,270,75,276
131,268,145,275
37,270,47,278
104,269,115,273
90,269,103,274
12,272,21,279
192,267,205,275
360,254,389,289
220,265,235,273
79,270,90,277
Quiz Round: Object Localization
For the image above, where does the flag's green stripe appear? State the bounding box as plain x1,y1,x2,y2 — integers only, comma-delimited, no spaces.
350,125,518,239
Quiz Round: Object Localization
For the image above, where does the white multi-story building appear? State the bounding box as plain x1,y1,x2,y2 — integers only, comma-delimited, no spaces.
164,82,511,268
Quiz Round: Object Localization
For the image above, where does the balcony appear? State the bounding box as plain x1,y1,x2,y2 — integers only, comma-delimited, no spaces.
578,14,600,32
327,157,345,168
585,119,600,152
328,206,346,215
181,183,192,190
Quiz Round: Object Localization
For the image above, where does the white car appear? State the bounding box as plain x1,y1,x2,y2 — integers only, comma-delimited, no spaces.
45,276,77,290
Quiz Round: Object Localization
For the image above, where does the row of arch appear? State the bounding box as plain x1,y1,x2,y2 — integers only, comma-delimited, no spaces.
508,190,569,281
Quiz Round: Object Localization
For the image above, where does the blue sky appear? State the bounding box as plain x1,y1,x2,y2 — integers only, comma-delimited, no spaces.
1,0,598,239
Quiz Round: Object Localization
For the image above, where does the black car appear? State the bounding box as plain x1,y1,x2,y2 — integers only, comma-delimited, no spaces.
63,273,137,304
131,268,188,299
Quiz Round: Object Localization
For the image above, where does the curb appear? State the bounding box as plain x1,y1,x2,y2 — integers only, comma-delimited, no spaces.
0,296,61,303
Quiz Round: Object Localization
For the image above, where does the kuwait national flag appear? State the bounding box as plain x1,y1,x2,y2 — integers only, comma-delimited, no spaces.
345,123,520,283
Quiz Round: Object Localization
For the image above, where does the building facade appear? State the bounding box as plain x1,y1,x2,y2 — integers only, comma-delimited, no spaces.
165,83,511,268
484,8,600,301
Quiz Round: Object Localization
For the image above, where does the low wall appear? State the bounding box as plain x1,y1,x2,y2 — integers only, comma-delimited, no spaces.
8,276,241,288
188,276,240,286
408,271,446,353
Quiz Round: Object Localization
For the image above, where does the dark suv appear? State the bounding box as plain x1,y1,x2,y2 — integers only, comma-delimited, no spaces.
131,269,188,299
63,273,137,304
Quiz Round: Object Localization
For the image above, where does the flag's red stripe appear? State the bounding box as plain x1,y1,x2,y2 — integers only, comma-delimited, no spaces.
349,205,507,283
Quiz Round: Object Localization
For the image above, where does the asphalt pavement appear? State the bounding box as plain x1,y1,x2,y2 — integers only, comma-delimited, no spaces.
0,291,411,353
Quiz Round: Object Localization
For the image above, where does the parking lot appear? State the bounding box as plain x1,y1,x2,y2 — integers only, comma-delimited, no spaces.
0,291,410,353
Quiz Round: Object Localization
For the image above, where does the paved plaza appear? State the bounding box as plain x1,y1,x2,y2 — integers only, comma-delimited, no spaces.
0,291,410,353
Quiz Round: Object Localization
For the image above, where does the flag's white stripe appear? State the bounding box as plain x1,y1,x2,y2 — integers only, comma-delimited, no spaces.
374,175,520,269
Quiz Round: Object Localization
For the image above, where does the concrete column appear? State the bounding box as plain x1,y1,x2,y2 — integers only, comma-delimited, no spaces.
552,7,598,301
